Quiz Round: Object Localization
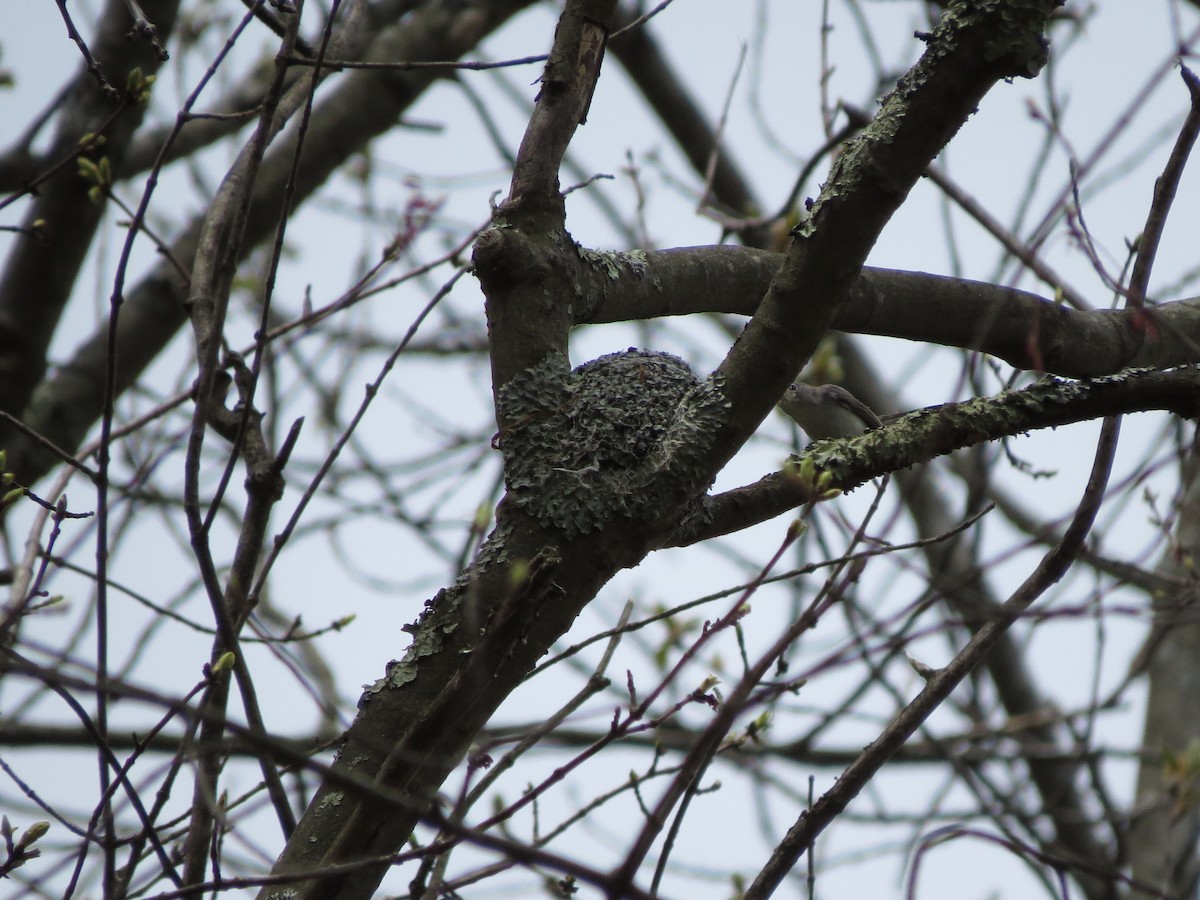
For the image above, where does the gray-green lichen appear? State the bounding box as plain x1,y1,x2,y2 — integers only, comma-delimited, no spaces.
577,247,650,281
368,657,419,693
315,791,344,812
571,248,657,319
977,0,1053,76
496,348,729,536
802,372,1118,476
361,516,520,701
368,586,463,694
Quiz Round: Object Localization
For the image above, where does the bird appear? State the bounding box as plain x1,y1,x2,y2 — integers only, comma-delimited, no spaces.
777,382,882,442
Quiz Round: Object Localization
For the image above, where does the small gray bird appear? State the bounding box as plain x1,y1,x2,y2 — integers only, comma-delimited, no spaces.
778,382,882,442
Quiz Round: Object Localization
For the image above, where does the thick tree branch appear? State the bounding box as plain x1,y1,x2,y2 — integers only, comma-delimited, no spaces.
679,366,1200,546
700,1,1063,484
262,3,627,897
576,247,1200,378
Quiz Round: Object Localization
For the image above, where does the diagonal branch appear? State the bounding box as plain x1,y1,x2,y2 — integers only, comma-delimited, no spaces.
6,0,535,488
745,412,1122,900
0,0,182,424
701,1,1064,484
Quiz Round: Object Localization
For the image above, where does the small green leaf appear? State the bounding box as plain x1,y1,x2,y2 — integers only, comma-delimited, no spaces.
472,502,492,530
125,67,156,103
15,821,49,851
77,157,101,183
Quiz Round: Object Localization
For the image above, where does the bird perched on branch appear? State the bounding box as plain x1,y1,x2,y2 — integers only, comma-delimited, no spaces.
778,382,882,442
